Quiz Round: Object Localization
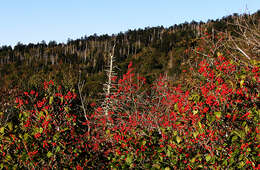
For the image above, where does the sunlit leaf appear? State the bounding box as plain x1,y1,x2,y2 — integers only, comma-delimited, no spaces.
239,161,245,168
198,121,202,129
193,131,199,138
206,154,211,162
0,127,4,134
214,112,221,119
55,146,60,153
240,80,244,88
47,151,53,158
7,122,13,131
244,125,250,135
176,136,181,144
49,96,54,105
152,164,160,169
24,133,30,141
166,149,171,157
193,109,198,115
232,136,238,142
217,52,223,57
191,157,196,163
53,133,60,141
126,155,132,165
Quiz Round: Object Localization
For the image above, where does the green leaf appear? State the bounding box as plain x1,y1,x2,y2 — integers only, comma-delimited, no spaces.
47,151,53,158
53,133,60,141
166,149,171,157
198,122,202,129
239,161,245,168
191,157,196,163
39,127,43,133
205,154,211,162
245,125,249,134
44,109,49,115
160,155,163,161
176,136,181,144
223,159,228,166
217,52,222,57
19,112,22,119
106,129,110,135
193,109,198,115
232,136,238,142
207,114,215,124
174,103,178,111
24,133,29,141
55,146,60,153
7,122,13,131
35,127,43,134
19,134,22,139
193,131,199,138
233,130,244,138
48,124,52,130
23,111,30,117
251,59,258,65
64,106,70,113
240,75,246,80
49,96,54,105
240,80,244,88
214,112,221,119
165,167,171,170
239,154,244,161
229,158,234,165
153,164,160,169
6,154,11,161
0,127,4,134
126,155,132,165
39,111,44,117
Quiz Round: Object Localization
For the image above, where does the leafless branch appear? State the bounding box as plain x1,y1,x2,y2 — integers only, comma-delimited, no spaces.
102,43,117,127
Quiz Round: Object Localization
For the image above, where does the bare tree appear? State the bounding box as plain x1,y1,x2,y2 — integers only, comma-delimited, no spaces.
102,43,117,119
78,70,90,134
228,13,260,61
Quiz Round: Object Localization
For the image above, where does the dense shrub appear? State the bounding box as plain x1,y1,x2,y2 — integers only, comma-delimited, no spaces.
0,81,110,169
91,52,259,169
90,32,259,169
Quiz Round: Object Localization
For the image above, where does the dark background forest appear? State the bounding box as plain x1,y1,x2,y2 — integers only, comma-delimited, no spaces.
0,11,259,111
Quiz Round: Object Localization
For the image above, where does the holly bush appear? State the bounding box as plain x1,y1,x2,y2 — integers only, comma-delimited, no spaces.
0,81,110,169
91,31,259,169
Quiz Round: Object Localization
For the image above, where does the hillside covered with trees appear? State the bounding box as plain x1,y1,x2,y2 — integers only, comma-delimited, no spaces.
0,12,258,94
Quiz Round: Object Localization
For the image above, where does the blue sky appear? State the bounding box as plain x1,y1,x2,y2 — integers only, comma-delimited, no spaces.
0,0,259,47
